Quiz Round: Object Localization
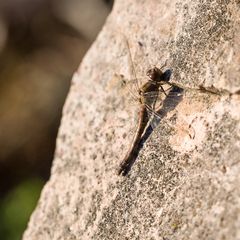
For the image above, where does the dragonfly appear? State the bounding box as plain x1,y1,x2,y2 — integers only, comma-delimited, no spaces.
117,66,184,176
116,38,184,176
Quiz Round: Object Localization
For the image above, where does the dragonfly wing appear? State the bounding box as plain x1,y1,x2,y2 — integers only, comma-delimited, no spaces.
143,86,185,105
144,86,186,129
145,104,163,129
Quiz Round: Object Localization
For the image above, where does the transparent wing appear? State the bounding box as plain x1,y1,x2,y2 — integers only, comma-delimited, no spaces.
120,76,186,119
144,86,185,129
120,76,148,102
119,34,141,96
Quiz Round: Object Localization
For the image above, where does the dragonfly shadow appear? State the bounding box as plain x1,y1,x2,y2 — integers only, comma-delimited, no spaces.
141,85,184,144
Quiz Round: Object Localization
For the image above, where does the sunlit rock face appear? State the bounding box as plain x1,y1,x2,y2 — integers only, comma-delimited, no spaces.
24,1,240,240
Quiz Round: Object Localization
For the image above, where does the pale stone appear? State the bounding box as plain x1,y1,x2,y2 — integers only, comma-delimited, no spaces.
23,0,240,239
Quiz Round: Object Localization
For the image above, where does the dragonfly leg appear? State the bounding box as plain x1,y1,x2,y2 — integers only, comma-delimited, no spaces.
160,85,167,96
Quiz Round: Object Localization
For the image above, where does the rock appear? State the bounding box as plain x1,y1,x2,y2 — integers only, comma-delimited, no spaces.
23,0,240,239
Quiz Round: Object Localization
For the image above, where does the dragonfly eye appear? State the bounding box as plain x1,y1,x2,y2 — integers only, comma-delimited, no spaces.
146,69,155,79
146,67,163,81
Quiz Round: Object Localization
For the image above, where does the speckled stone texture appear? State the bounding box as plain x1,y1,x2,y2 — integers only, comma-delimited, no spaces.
23,0,240,239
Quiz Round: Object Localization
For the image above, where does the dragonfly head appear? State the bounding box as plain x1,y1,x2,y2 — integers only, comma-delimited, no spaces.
146,67,166,83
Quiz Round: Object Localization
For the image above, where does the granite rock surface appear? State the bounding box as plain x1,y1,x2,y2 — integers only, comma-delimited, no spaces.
24,0,240,239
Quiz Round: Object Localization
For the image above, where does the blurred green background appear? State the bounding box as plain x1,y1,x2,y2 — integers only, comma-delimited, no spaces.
0,0,113,239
